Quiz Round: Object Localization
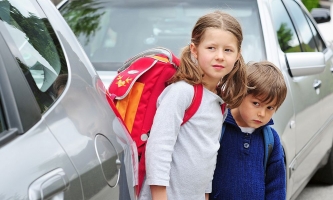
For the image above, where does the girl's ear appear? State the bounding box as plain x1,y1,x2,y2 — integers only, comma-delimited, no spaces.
237,49,241,60
190,43,198,59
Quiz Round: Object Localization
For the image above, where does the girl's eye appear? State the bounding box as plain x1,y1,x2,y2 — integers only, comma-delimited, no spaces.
225,49,233,52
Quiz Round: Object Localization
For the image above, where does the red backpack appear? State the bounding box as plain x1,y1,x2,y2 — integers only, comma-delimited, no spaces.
106,47,225,195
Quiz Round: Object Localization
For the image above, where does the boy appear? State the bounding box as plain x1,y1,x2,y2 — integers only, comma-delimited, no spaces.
210,61,287,200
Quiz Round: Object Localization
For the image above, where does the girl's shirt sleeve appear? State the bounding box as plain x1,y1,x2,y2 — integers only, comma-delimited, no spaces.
265,128,286,200
144,82,194,186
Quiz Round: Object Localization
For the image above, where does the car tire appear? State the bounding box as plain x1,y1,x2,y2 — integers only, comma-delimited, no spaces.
311,147,333,184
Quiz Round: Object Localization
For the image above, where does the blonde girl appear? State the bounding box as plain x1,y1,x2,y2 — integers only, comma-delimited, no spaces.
139,11,247,200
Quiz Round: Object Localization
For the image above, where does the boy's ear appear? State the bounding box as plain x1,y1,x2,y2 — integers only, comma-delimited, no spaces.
190,43,198,59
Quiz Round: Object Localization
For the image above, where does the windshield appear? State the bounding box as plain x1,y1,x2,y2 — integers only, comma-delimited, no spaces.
60,0,265,71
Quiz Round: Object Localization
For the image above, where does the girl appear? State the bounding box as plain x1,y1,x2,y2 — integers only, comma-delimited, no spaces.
138,11,247,200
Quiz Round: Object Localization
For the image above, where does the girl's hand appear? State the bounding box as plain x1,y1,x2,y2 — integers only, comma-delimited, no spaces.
205,193,209,200
150,185,167,200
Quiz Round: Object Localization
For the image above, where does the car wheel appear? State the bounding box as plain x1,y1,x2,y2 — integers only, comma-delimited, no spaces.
311,147,333,184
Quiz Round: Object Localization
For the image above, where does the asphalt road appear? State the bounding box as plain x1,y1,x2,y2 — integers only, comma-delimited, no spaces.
295,182,333,200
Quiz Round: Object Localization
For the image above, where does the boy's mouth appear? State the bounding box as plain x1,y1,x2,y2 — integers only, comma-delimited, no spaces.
253,120,262,124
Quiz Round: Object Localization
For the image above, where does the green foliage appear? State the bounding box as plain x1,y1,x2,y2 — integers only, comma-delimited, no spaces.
302,0,320,11
277,23,316,53
277,23,297,52
277,22,303,53
60,0,104,45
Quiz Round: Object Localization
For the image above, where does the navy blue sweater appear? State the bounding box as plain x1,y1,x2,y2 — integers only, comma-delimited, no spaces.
210,110,286,200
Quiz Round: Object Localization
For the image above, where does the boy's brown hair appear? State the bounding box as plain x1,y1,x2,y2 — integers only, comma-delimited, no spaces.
247,61,287,110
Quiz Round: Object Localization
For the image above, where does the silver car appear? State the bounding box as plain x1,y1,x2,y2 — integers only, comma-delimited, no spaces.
0,0,137,199
59,0,333,199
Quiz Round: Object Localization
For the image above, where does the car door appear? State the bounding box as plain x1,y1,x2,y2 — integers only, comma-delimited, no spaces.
271,0,333,197
0,1,82,198
284,0,333,195
37,0,137,199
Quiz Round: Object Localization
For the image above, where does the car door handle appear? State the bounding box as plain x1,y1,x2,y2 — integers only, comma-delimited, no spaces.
313,79,322,90
29,168,69,200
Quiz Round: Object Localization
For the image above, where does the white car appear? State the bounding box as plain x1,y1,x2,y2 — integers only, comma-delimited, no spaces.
59,0,333,199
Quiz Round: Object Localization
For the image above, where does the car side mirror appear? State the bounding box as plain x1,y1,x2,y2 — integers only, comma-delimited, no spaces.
285,52,325,77
311,8,331,24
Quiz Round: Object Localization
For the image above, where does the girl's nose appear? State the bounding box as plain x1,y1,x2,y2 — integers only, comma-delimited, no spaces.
216,49,224,60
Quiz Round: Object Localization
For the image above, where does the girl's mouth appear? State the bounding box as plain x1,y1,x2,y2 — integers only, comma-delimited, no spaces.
213,65,224,69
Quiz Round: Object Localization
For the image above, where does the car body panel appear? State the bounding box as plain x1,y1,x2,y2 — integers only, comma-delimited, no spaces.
0,0,137,199
260,0,333,198
0,30,83,199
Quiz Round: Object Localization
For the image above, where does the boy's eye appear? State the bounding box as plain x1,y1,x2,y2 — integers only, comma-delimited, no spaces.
207,47,215,50
267,106,275,110
253,102,260,106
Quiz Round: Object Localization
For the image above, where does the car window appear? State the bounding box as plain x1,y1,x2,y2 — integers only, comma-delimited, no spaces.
0,0,68,113
271,0,302,53
306,14,326,52
60,0,265,67
283,0,320,52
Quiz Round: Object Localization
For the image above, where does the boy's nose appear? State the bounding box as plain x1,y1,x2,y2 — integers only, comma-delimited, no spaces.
258,109,265,117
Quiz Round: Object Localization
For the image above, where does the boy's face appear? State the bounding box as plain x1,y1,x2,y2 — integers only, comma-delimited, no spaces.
232,94,277,129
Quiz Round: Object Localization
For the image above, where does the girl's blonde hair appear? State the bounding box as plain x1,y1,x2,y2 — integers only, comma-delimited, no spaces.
169,10,247,108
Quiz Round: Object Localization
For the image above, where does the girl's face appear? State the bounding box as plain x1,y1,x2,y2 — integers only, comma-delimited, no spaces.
232,94,277,129
190,28,240,90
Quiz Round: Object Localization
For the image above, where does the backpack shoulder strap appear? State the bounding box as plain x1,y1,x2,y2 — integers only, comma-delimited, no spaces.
221,103,226,115
263,126,274,169
182,84,226,125
182,84,203,125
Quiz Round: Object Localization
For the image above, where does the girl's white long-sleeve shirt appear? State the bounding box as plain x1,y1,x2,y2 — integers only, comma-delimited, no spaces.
139,81,224,200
